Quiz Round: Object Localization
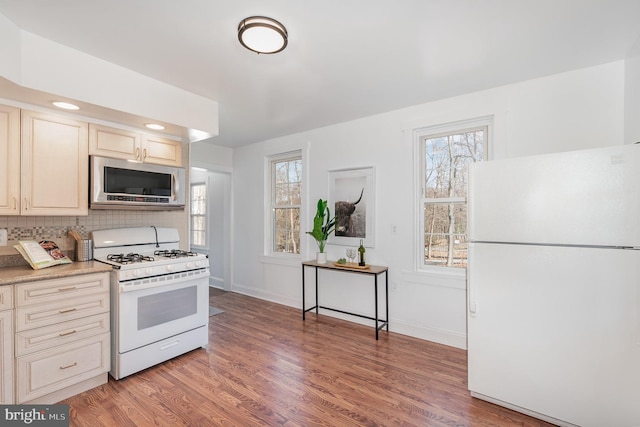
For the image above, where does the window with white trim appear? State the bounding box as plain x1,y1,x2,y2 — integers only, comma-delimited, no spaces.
270,153,302,255
190,182,207,247
418,121,488,268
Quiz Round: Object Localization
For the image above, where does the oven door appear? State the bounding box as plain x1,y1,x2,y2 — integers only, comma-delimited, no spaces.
116,271,209,353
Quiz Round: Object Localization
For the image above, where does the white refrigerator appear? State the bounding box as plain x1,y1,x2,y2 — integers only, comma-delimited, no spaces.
467,144,640,427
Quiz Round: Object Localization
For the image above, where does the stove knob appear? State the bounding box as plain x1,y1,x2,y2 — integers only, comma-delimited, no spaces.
144,268,153,276
186,262,193,269
133,269,141,277
166,264,174,272
195,260,202,268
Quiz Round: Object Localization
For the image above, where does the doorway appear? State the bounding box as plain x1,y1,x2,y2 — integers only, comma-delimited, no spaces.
190,167,232,291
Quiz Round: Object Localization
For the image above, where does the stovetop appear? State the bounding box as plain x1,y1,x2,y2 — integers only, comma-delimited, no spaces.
105,250,200,265
91,226,209,281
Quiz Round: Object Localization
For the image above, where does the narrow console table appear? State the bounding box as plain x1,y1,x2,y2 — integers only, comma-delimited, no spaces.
301,260,389,339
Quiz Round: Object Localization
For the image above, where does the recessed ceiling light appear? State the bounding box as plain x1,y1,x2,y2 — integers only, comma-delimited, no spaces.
51,101,80,110
145,123,165,130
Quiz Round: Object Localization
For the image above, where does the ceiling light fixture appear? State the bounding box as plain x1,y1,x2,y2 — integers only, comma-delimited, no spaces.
51,101,80,110
238,16,288,54
145,123,165,130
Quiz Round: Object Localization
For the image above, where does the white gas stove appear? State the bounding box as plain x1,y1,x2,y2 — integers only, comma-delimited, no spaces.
91,226,210,379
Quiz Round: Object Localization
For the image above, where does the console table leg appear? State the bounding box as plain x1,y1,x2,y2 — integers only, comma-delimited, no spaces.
302,265,306,320
375,275,379,340
385,271,389,331
315,266,319,314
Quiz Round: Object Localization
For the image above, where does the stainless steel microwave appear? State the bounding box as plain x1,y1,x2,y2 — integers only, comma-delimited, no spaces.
90,155,186,210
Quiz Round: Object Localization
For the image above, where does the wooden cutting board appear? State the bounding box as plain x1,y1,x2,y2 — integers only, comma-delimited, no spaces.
333,262,370,269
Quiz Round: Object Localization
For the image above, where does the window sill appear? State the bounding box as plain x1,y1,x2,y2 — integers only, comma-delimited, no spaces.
401,267,466,290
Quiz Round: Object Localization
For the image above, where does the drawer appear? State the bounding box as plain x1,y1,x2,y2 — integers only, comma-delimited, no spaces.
16,312,110,356
16,332,110,404
15,272,109,307
0,286,13,311
15,293,109,332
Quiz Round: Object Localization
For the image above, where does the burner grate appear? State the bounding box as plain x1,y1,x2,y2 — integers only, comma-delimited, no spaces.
154,249,198,258
107,253,155,264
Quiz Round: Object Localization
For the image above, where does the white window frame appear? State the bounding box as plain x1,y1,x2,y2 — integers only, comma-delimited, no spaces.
267,151,302,257
414,117,491,274
190,181,208,249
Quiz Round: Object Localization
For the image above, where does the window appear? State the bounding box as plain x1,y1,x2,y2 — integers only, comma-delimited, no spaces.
191,182,207,247
270,153,302,254
418,121,488,268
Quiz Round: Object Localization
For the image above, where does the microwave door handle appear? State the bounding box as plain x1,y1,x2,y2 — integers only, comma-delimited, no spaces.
172,173,177,201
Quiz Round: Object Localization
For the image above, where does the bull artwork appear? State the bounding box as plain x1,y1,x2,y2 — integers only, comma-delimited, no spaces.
334,188,365,237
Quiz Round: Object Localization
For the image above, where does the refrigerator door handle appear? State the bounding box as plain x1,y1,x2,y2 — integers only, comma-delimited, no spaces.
468,255,477,315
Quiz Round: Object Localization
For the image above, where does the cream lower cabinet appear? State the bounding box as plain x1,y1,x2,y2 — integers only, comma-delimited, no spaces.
21,110,89,216
0,286,14,404
14,272,110,404
89,123,182,166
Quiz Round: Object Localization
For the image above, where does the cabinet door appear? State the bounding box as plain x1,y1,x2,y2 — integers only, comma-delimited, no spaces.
0,310,14,404
0,105,20,215
89,124,141,161
21,110,89,216
142,135,182,166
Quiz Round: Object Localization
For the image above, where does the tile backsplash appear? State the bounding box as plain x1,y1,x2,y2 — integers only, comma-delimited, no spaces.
0,209,188,267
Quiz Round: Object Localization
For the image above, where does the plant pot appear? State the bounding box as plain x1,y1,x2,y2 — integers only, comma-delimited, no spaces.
316,252,327,264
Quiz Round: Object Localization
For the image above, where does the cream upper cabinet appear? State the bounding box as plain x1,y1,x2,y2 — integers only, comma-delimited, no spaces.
89,124,182,167
141,134,183,166
21,110,89,216
0,105,20,215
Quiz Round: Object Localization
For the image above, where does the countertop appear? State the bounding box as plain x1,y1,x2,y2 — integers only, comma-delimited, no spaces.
0,261,113,286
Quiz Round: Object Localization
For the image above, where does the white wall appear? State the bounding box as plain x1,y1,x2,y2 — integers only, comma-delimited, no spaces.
231,61,625,349
625,37,640,144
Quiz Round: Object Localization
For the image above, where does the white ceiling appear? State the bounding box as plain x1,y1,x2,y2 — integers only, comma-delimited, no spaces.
1,0,639,148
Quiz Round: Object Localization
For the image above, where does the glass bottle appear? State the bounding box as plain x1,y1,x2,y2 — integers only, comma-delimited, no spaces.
358,239,366,266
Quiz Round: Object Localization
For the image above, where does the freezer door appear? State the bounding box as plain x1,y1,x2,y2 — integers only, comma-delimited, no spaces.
467,243,640,427
468,144,640,247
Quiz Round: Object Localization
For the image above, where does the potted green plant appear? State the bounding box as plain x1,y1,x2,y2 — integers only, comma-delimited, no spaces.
306,198,336,263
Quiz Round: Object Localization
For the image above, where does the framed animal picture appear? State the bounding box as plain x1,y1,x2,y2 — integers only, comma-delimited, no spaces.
328,166,375,247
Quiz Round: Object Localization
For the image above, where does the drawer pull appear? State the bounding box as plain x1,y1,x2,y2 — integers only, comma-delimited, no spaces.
58,286,77,292
59,308,77,314
160,340,180,351
59,329,77,337
60,362,77,370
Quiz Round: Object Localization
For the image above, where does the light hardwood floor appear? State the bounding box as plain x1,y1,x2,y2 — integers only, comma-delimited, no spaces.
61,288,556,426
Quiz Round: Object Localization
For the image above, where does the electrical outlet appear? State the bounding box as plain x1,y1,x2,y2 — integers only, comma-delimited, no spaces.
0,229,7,246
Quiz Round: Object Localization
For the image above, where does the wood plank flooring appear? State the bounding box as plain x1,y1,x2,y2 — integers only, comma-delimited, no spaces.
61,289,556,426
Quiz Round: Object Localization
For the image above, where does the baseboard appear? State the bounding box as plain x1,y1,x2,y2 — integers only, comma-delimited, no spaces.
208,276,224,288
231,282,466,350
